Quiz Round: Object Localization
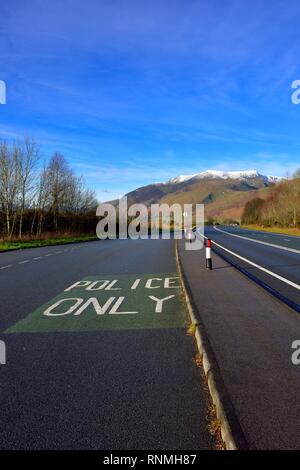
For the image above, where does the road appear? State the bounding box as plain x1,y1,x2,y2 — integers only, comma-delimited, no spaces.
0,239,214,450
178,229,300,449
205,226,300,310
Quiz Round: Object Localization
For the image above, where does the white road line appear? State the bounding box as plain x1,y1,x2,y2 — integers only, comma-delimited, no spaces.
0,265,12,270
214,226,300,255
196,230,300,291
251,230,300,239
45,254,53,257
55,251,63,254
33,256,41,260
18,260,29,264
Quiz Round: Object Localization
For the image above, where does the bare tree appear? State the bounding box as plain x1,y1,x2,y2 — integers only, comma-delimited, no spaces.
35,165,51,236
79,187,98,212
46,152,98,230
0,140,98,239
47,153,72,231
16,138,40,238
0,141,19,237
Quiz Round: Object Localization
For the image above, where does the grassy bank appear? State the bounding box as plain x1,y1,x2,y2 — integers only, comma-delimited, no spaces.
241,224,300,237
0,233,98,252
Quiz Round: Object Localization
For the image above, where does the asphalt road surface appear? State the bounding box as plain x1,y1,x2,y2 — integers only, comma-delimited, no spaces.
0,239,214,450
179,233,300,449
205,226,300,310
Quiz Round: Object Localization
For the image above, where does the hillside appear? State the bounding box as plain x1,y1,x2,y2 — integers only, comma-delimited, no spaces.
160,178,270,222
242,176,300,228
117,170,278,222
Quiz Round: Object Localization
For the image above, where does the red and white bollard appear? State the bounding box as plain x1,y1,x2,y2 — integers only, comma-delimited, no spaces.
206,239,212,270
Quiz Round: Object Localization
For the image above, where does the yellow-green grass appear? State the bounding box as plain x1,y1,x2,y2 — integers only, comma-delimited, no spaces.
241,224,300,237
160,180,270,222
0,234,98,252
204,187,269,221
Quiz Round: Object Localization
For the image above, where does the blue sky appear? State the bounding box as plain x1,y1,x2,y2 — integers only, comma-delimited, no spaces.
0,0,300,200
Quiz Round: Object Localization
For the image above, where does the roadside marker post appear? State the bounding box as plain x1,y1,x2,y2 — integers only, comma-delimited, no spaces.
206,239,212,270
0,340,6,365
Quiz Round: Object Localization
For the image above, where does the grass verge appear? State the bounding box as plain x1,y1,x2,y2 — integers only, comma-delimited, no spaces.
0,234,98,252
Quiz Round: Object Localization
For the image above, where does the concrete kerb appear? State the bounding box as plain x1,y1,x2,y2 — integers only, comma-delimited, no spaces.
175,240,248,450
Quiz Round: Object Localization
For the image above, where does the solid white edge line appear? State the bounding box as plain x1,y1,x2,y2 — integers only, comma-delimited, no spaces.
196,230,300,291
214,226,300,255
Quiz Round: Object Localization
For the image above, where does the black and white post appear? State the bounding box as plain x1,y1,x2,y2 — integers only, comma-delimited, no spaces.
0,340,6,365
206,239,212,270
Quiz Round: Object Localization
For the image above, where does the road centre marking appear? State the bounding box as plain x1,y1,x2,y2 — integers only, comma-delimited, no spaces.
6,273,187,333
214,226,300,255
197,231,300,291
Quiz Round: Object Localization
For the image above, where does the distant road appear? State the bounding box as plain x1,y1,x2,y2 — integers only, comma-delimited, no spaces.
0,238,213,449
205,226,300,311
215,225,300,252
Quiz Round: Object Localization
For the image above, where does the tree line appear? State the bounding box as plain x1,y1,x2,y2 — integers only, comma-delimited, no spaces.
0,138,98,239
242,170,300,228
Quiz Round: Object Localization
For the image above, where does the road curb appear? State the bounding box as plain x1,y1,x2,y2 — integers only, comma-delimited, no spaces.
175,240,248,450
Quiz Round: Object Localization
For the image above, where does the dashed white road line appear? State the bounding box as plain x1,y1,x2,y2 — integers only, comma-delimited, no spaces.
0,244,81,271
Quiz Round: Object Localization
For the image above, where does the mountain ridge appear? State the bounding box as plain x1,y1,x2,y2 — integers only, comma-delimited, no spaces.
110,169,283,222
166,169,282,185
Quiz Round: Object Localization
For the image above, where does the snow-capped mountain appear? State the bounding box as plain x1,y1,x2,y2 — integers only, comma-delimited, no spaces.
121,168,282,211
166,169,282,185
167,174,198,184
267,175,284,184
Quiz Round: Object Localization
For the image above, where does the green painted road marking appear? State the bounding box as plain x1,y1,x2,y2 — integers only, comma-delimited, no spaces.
6,273,188,333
